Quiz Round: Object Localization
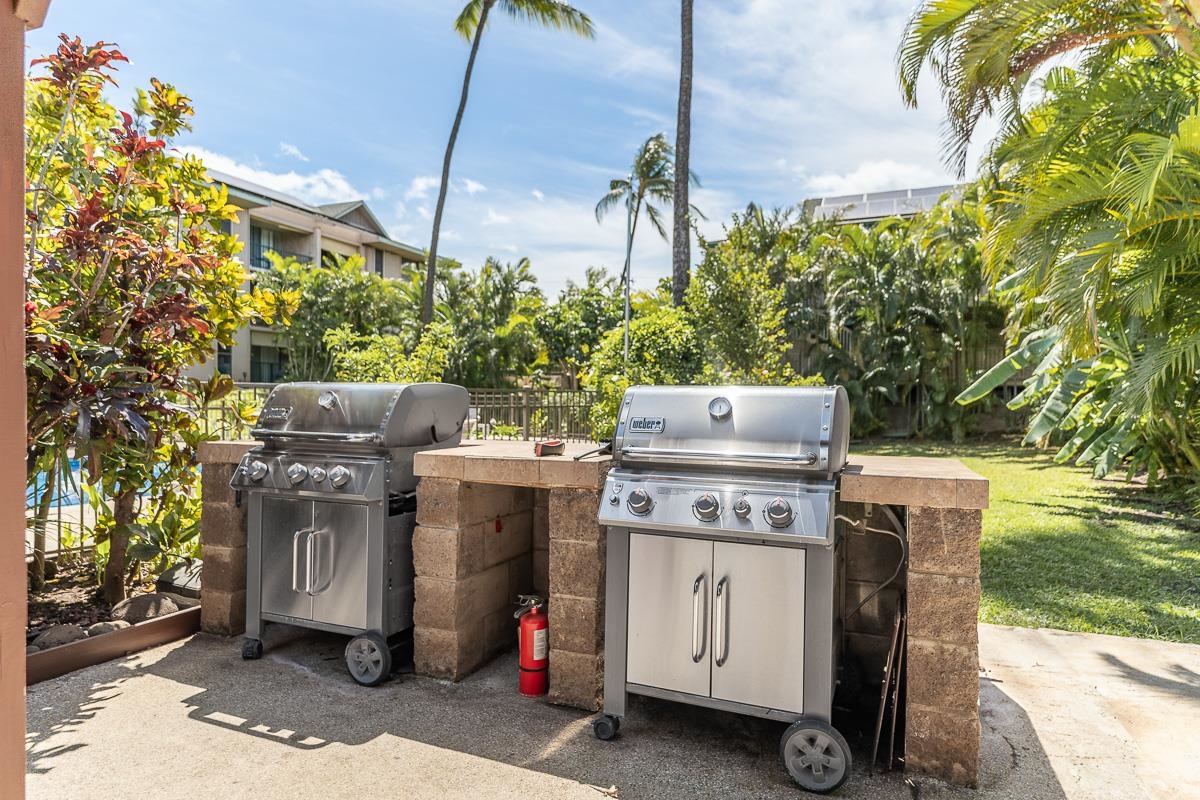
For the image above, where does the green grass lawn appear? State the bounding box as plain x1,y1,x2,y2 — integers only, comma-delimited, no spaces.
857,439,1200,644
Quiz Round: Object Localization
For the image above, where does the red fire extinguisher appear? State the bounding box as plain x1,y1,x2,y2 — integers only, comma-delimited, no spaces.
516,594,548,696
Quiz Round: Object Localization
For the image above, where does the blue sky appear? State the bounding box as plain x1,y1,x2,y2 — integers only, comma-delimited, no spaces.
28,0,973,294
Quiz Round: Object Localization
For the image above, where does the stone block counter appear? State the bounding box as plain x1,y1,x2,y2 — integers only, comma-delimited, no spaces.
197,439,987,788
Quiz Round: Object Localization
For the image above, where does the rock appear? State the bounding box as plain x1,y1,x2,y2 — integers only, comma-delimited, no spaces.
157,591,200,609
26,645,40,655
87,620,131,636
110,593,179,623
31,624,88,649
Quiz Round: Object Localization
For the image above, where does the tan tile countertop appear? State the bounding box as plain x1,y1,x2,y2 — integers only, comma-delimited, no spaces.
841,455,988,509
201,440,987,509
413,441,987,509
413,440,609,489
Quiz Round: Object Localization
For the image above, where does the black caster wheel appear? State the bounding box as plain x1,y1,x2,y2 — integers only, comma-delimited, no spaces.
241,638,263,660
780,717,852,794
345,632,392,686
593,714,621,741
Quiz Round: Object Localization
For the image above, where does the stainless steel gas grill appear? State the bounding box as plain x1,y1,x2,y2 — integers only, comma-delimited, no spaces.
595,384,854,794
230,382,468,685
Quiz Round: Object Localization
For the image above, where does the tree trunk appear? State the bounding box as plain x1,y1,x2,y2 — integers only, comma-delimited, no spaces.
27,466,55,590
422,2,492,330
671,0,694,307
103,489,134,605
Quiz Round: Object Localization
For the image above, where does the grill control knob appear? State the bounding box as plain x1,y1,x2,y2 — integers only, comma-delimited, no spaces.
310,466,327,483
328,465,352,489
765,497,794,528
693,492,720,522
733,497,752,519
626,488,653,516
246,460,268,482
285,463,308,485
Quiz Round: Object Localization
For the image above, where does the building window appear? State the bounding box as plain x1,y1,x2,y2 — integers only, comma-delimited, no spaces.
249,225,276,270
321,249,337,267
218,219,232,235
250,344,288,383
216,344,232,375
375,249,384,276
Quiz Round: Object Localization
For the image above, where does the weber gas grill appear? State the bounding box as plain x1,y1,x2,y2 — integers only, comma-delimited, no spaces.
230,382,468,685
596,385,854,793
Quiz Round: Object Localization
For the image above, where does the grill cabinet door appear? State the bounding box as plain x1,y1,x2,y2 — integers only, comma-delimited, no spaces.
710,541,805,713
309,501,370,630
626,532,712,698
260,497,314,622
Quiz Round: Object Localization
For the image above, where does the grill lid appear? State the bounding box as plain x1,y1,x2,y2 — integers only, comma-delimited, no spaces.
252,382,468,448
611,385,849,477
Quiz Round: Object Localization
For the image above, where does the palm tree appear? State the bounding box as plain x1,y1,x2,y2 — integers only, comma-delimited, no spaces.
671,0,695,306
897,0,1190,176
597,133,700,361
900,0,1200,488
421,0,594,330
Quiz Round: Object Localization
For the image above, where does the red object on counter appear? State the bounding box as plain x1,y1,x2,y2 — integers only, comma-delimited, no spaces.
516,595,548,696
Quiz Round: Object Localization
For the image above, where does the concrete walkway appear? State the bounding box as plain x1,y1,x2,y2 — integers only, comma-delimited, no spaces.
25,624,1200,799
978,625,1200,800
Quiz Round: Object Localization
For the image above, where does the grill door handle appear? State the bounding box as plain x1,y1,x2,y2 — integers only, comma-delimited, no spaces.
691,574,707,663
291,529,313,593
714,577,729,668
305,531,317,595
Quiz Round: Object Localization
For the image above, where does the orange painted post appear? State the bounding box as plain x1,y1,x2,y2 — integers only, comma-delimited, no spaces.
2,3,48,797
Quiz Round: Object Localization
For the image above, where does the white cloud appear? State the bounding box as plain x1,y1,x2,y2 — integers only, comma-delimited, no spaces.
405,175,439,201
803,159,948,196
278,142,309,162
370,186,388,200
531,189,545,202
482,208,512,226
462,178,487,195
180,146,364,205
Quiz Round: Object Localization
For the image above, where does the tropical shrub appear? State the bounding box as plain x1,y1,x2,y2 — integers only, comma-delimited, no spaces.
903,1,1200,496
581,303,703,439
24,36,280,599
253,252,406,381
324,321,456,383
535,267,623,388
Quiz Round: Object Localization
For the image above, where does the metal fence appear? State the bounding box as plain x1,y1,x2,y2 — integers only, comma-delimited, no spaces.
25,460,101,563
198,383,600,443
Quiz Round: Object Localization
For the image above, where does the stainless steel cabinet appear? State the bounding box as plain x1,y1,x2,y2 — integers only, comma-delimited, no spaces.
626,532,806,714
258,498,370,628
261,496,314,620
627,534,712,697
711,540,805,713
310,502,369,630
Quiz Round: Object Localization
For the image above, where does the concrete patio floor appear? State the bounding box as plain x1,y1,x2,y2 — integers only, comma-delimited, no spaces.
25,623,1200,800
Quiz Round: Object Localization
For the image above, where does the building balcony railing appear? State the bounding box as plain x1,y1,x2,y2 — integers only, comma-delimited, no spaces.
249,244,313,271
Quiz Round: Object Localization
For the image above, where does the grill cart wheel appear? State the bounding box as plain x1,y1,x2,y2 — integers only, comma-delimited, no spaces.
345,632,392,686
241,638,263,660
780,718,851,794
592,714,621,741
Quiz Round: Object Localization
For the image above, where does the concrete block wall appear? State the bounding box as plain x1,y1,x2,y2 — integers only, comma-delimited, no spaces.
198,448,252,636
412,478,535,680
546,488,606,710
903,506,982,787
839,501,907,687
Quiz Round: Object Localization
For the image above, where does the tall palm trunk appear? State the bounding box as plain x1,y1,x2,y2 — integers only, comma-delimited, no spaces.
103,489,134,605
423,1,493,329
671,0,694,307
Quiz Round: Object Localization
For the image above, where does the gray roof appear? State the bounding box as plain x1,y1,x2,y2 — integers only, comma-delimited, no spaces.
805,184,960,224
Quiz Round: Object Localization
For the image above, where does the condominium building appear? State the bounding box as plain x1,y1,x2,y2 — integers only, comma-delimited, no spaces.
804,184,959,225
196,170,426,382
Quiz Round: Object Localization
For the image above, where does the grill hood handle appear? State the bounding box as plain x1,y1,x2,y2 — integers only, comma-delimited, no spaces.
429,418,465,445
